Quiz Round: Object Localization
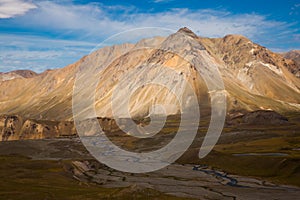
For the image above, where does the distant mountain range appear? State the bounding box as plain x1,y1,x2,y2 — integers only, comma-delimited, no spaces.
0,28,299,140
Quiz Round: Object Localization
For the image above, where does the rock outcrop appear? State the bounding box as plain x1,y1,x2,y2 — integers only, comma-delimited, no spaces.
0,115,122,140
0,115,76,141
0,115,23,140
227,110,289,126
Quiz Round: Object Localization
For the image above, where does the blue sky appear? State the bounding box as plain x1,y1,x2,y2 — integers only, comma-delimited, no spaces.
0,0,299,73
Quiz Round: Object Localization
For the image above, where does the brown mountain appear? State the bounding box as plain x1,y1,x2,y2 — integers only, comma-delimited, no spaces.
0,69,38,82
0,28,299,126
283,50,300,77
11,70,38,78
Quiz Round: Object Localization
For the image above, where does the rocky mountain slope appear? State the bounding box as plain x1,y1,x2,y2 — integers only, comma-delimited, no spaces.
283,50,300,77
0,28,300,140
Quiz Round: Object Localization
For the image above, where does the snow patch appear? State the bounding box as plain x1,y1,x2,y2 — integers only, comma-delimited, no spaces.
245,61,282,76
0,74,22,81
259,62,282,75
259,106,273,111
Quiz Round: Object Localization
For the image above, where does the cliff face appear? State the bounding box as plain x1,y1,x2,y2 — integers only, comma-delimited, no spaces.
0,115,123,141
0,115,23,141
0,115,76,141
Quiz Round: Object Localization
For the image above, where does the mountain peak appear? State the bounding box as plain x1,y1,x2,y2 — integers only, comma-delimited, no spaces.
11,70,38,78
177,27,198,38
222,34,251,44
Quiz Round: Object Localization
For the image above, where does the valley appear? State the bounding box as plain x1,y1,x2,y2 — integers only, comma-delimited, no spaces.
0,113,299,199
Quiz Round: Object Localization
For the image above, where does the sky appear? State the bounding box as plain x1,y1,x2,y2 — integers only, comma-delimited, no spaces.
0,0,299,73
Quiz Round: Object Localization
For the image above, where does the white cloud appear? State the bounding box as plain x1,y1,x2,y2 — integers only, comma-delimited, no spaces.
152,0,174,3
13,2,289,43
0,34,97,72
0,0,36,18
